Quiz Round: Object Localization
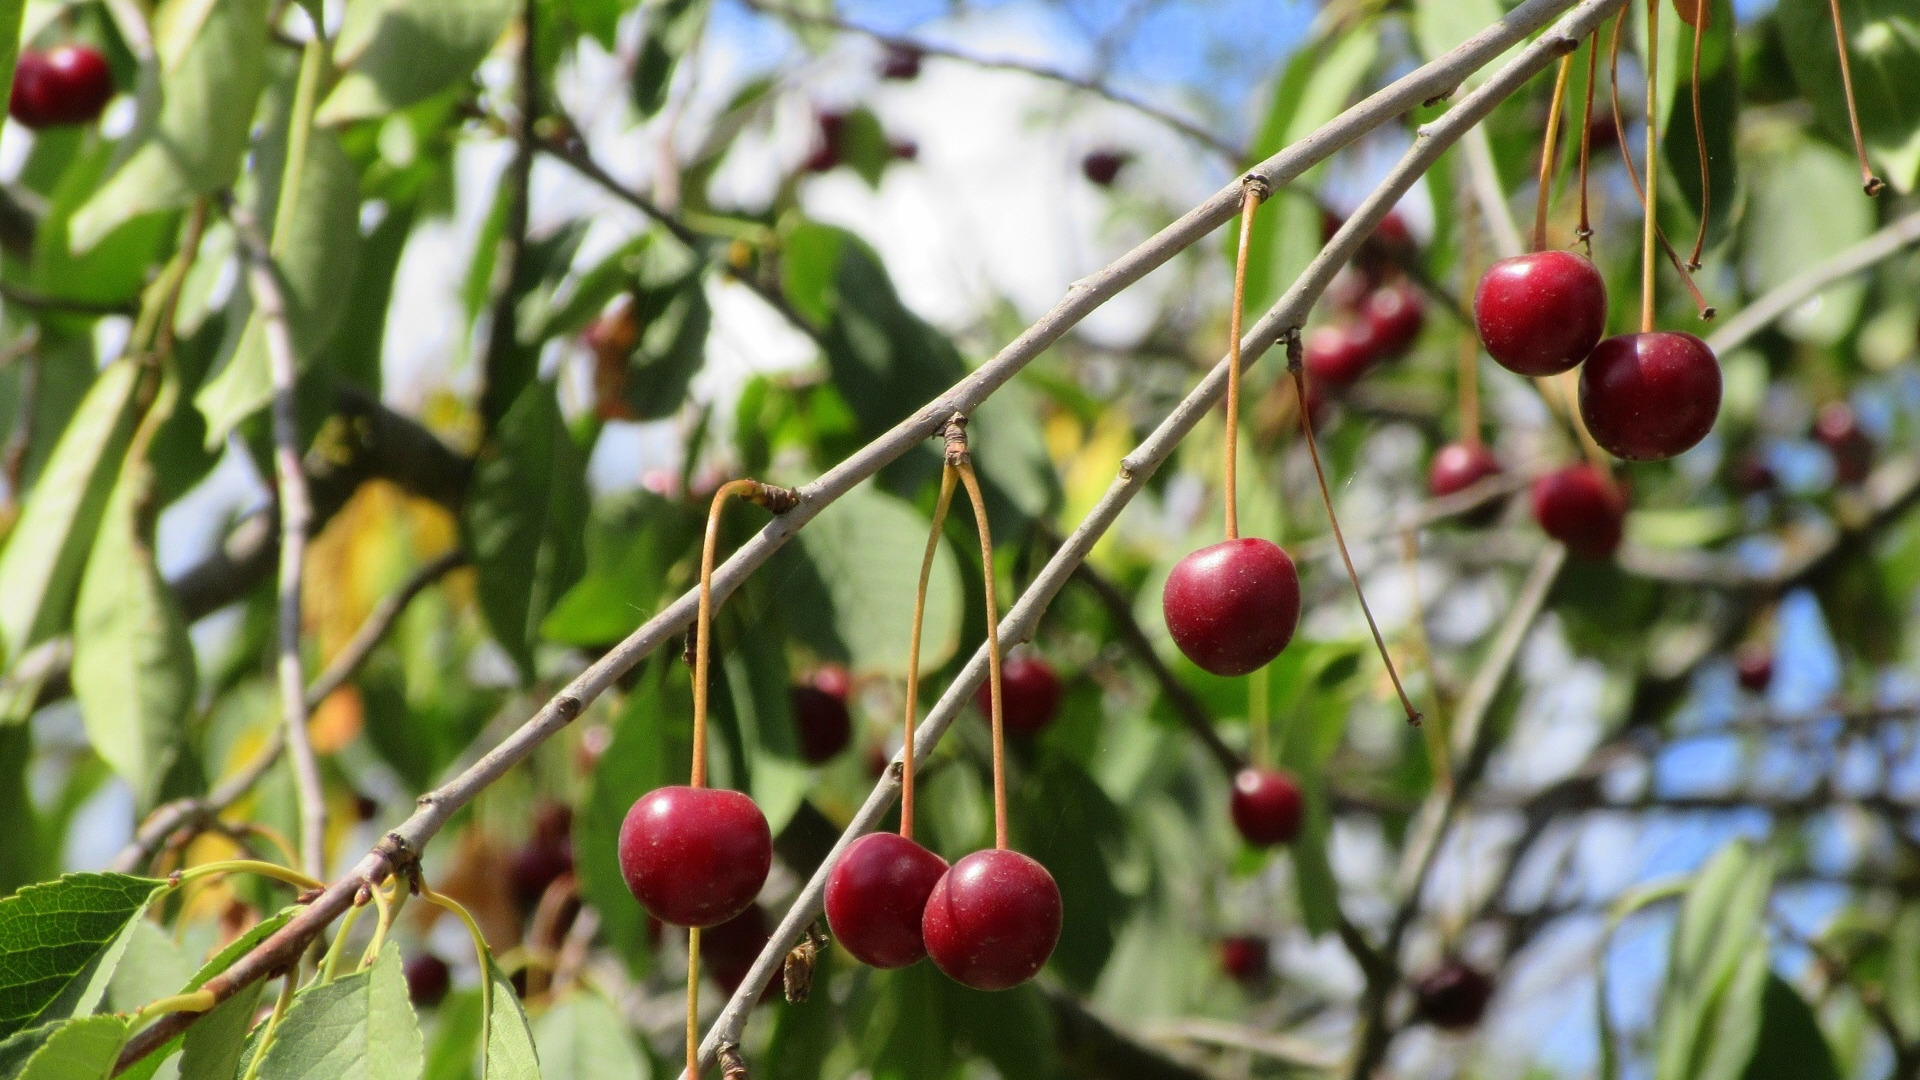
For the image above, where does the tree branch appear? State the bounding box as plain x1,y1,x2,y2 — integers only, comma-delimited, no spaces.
1707,210,1920,356
108,550,467,874
111,0,1619,1068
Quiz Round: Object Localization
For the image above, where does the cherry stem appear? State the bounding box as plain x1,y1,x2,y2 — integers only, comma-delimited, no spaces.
687,926,703,1080
1609,11,1716,321
1286,334,1422,728
1222,178,1267,542
690,479,800,790
952,452,1007,849
901,462,959,842
1827,0,1885,197
1458,182,1483,449
1686,2,1710,269
1577,29,1598,255
1640,0,1660,336
1533,53,1574,253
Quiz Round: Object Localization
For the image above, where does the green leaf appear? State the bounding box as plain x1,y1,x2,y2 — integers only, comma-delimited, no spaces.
532,991,647,1080
0,0,28,133
252,945,422,1080
462,380,590,680
1239,31,1376,313
1740,136,1874,343
1659,0,1739,251
630,0,710,118
768,482,962,679
1775,0,1920,192
4,1015,130,1080
1415,0,1513,87
577,659,686,977
70,0,270,252
838,107,892,189
71,383,197,809
610,263,710,423
318,0,517,125
32,136,175,308
480,958,537,1080
1652,841,1776,1080
178,981,266,1080
0,361,143,665
102,921,194,1016
542,495,701,647
1741,974,1840,1080
1016,753,1132,991
195,127,364,445
0,873,165,1039
423,989,481,1080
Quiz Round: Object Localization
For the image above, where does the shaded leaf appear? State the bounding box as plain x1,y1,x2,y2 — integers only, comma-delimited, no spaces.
319,0,517,125
3,1015,129,1080
252,945,422,1080
1741,973,1840,1080
1775,0,1920,192
532,991,646,1080
481,958,537,1080
1740,137,1874,344
462,380,590,680
630,0,709,118
0,874,164,1039
70,0,270,252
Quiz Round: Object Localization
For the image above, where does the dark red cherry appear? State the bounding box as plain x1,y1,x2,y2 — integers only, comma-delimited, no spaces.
1814,401,1873,485
977,653,1064,736
1082,150,1129,187
511,802,575,911
618,786,772,928
825,832,950,969
890,138,919,162
702,904,773,997
864,743,891,779
404,953,450,1007
1473,251,1608,377
1428,442,1503,500
792,669,853,764
1732,453,1776,495
1413,961,1494,1030
1230,768,1303,847
1303,323,1378,389
1579,332,1721,462
1219,936,1269,985
1530,464,1627,560
10,46,115,129
1735,643,1773,692
922,849,1062,991
804,111,848,173
879,43,922,80
1163,538,1301,677
1363,281,1425,358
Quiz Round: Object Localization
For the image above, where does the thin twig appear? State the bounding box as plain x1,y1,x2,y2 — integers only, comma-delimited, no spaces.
738,0,1246,161
109,2,1617,1069
1825,0,1885,196
1707,210,1920,355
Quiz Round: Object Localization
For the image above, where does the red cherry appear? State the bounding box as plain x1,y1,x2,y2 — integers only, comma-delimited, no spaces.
10,46,115,129
976,653,1064,736
1473,251,1608,377
1530,464,1627,560
864,743,891,778
792,676,852,764
1732,453,1776,495
1230,768,1303,847
1428,442,1503,500
804,111,848,173
1218,936,1269,985
890,138,918,162
1735,643,1773,692
702,904,774,997
825,832,950,968
879,44,922,80
511,802,575,911
1814,401,1874,485
1081,150,1128,187
1303,323,1379,389
1363,281,1425,358
1162,538,1301,677
922,849,1062,991
404,953,450,1007
1371,210,1414,252
1578,332,1721,462
618,786,771,928
1413,961,1494,1030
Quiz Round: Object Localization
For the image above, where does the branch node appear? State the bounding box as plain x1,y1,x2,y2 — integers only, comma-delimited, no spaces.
1284,328,1304,374
1865,177,1886,197
553,695,584,723
783,923,829,1002
942,413,971,466
1241,174,1273,203
374,830,420,879
718,1043,749,1080
295,887,324,905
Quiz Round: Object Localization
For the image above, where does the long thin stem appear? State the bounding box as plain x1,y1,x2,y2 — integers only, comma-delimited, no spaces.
1577,29,1599,252
1607,13,1716,320
1223,181,1265,541
1685,2,1710,268
1287,336,1422,728
1641,0,1660,335
1533,53,1574,252
687,927,703,1080
954,456,1006,849
1458,179,1483,448
901,465,959,841
1826,0,1885,196
694,480,764,789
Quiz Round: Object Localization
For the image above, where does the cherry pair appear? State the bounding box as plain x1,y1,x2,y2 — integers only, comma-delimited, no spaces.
1304,279,1425,390
1474,252,1720,462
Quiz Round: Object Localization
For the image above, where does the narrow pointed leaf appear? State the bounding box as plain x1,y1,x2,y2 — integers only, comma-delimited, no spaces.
0,874,165,1039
